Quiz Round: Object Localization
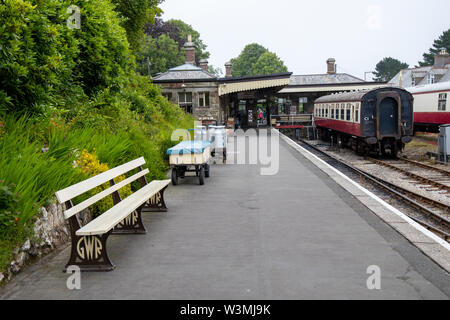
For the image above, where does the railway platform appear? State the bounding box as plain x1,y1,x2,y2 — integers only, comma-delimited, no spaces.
0,132,449,299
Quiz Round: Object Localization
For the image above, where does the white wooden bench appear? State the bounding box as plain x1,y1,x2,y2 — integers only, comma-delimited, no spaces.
55,157,170,272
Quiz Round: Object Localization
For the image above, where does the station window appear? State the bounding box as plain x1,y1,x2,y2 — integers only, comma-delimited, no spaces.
178,92,193,114
438,93,447,111
162,92,172,101
427,74,435,85
199,92,210,107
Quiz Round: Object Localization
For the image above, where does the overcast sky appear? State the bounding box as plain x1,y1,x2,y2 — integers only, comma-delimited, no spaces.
160,0,450,80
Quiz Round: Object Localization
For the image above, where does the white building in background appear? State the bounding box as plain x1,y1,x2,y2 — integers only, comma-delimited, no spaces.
389,49,450,88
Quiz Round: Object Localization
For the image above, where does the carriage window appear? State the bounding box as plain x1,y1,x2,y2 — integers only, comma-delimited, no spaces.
355,107,360,123
351,104,355,122
325,106,329,118
331,108,335,119
438,93,447,111
346,104,351,121
341,105,345,120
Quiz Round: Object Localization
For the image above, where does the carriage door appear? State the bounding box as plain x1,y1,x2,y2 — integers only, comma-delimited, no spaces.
376,92,401,139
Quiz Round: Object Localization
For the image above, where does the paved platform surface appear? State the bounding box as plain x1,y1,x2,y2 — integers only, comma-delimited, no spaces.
0,137,449,299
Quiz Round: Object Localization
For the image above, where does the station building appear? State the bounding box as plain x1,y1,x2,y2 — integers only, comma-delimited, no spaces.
389,49,450,88
153,37,385,128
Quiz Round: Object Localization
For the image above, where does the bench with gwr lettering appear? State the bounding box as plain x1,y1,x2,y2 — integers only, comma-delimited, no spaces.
55,157,170,271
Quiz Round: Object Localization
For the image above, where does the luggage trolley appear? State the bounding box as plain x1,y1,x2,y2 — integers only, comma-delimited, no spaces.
167,141,212,186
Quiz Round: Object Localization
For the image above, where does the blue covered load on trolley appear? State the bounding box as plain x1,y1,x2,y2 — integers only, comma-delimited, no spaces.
314,87,414,157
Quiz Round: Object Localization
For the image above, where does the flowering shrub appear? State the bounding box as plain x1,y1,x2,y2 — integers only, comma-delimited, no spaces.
76,150,133,217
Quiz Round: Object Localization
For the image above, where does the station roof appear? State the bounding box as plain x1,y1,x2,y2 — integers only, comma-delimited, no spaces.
277,73,386,94
217,73,292,96
288,73,364,86
152,63,217,83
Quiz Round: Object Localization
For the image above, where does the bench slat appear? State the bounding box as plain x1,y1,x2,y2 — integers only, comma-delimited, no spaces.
55,157,146,203
64,169,150,219
76,180,170,236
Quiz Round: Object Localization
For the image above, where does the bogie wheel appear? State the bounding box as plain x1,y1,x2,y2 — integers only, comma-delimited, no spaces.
391,144,398,159
205,164,210,178
199,166,205,185
171,168,178,186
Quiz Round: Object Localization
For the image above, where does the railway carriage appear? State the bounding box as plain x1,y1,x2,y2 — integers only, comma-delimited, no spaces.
314,87,414,157
405,81,450,133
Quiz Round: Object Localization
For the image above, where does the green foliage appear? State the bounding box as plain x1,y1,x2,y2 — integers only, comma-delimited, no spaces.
231,43,287,77
419,28,450,66
110,0,163,52
0,0,195,273
166,19,210,62
231,43,268,77
72,0,135,96
0,0,137,113
0,183,20,231
140,18,211,75
250,51,288,75
207,65,223,77
373,57,409,82
0,0,80,114
136,34,184,76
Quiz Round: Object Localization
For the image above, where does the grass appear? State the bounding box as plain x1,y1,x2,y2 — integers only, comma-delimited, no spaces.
0,110,193,273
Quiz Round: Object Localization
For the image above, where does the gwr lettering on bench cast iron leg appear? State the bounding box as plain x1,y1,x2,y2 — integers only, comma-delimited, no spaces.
64,201,115,272
109,176,147,235
145,186,168,212
113,205,147,234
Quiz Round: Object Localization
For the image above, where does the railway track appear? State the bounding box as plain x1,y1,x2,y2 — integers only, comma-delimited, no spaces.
294,138,450,242
365,157,450,195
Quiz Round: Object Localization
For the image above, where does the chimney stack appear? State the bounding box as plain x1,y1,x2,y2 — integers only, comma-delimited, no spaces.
199,59,208,71
225,61,233,78
184,34,196,65
327,58,336,74
434,48,450,68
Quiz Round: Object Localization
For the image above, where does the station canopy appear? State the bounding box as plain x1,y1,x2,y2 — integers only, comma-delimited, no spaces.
218,73,292,96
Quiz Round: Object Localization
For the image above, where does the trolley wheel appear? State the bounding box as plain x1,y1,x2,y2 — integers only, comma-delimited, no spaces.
171,168,178,186
199,166,205,185
205,164,210,178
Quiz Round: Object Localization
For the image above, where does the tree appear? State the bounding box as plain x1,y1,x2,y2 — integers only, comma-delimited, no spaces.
110,0,163,52
207,65,223,77
0,0,135,113
419,29,450,66
231,43,268,77
143,18,210,68
166,19,210,63
373,57,409,82
136,34,184,76
230,43,288,77
250,52,288,75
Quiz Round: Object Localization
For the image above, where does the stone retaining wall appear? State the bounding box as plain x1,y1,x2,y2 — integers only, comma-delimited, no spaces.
0,203,90,284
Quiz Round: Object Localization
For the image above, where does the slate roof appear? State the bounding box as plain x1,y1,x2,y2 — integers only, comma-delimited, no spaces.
389,65,450,87
288,73,365,86
153,63,216,82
